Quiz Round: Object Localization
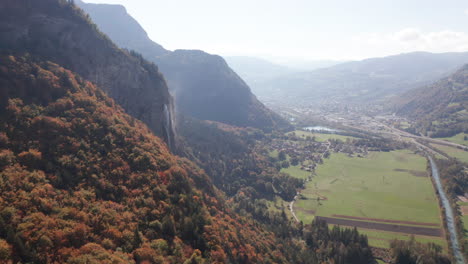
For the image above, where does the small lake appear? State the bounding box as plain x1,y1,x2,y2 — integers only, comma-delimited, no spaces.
304,126,340,133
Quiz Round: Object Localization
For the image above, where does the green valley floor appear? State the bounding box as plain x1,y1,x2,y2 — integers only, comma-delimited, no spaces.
294,150,447,249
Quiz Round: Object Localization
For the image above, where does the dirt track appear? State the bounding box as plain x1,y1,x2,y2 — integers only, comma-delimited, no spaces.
332,214,440,227
317,216,442,237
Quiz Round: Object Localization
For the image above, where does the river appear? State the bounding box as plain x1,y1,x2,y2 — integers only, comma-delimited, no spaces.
429,157,466,264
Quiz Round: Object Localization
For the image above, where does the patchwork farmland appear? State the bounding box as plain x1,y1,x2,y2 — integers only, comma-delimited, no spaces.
294,150,447,249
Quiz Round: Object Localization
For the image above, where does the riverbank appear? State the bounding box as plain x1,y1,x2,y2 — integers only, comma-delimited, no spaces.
428,157,466,264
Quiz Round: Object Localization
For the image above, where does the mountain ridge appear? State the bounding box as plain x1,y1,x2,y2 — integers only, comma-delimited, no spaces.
0,54,299,263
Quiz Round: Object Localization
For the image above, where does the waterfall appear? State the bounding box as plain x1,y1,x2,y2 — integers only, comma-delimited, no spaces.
163,104,173,150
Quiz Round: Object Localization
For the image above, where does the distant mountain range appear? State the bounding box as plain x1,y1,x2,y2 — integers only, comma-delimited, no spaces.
77,0,290,131
392,64,468,137
257,51,468,106
274,59,344,72
224,56,297,93
224,56,343,97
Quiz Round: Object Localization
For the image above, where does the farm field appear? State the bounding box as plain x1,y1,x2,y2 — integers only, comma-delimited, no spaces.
355,228,447,249
294,150,444,248
316,216,441,236
430,143,468,163
439,133,468,146
289,130,354,142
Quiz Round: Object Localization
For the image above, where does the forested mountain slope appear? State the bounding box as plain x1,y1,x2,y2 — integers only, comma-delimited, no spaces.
0,1,442,263
77,0,291,131
177,116,302,201
0,1,381,263
393,64,468,137
0,0,176,148
75,0,295,204
0,54,300,263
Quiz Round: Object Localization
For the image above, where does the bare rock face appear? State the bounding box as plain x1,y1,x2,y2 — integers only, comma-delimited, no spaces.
0,0,176,149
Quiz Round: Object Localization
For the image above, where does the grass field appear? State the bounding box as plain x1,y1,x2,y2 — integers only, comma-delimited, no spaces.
289,130,354,142
294,150,443,248
281,165,311,180
439,133,468,146
430,143,468,163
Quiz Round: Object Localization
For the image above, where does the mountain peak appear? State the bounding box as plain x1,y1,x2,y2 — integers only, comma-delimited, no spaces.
77,0,169,58
79,0,127,13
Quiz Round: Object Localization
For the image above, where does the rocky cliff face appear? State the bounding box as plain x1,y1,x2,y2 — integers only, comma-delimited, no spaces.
0,0,176,149
76,1,291,131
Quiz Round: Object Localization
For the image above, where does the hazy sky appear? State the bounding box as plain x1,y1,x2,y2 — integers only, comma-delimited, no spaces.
84,0,468,61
